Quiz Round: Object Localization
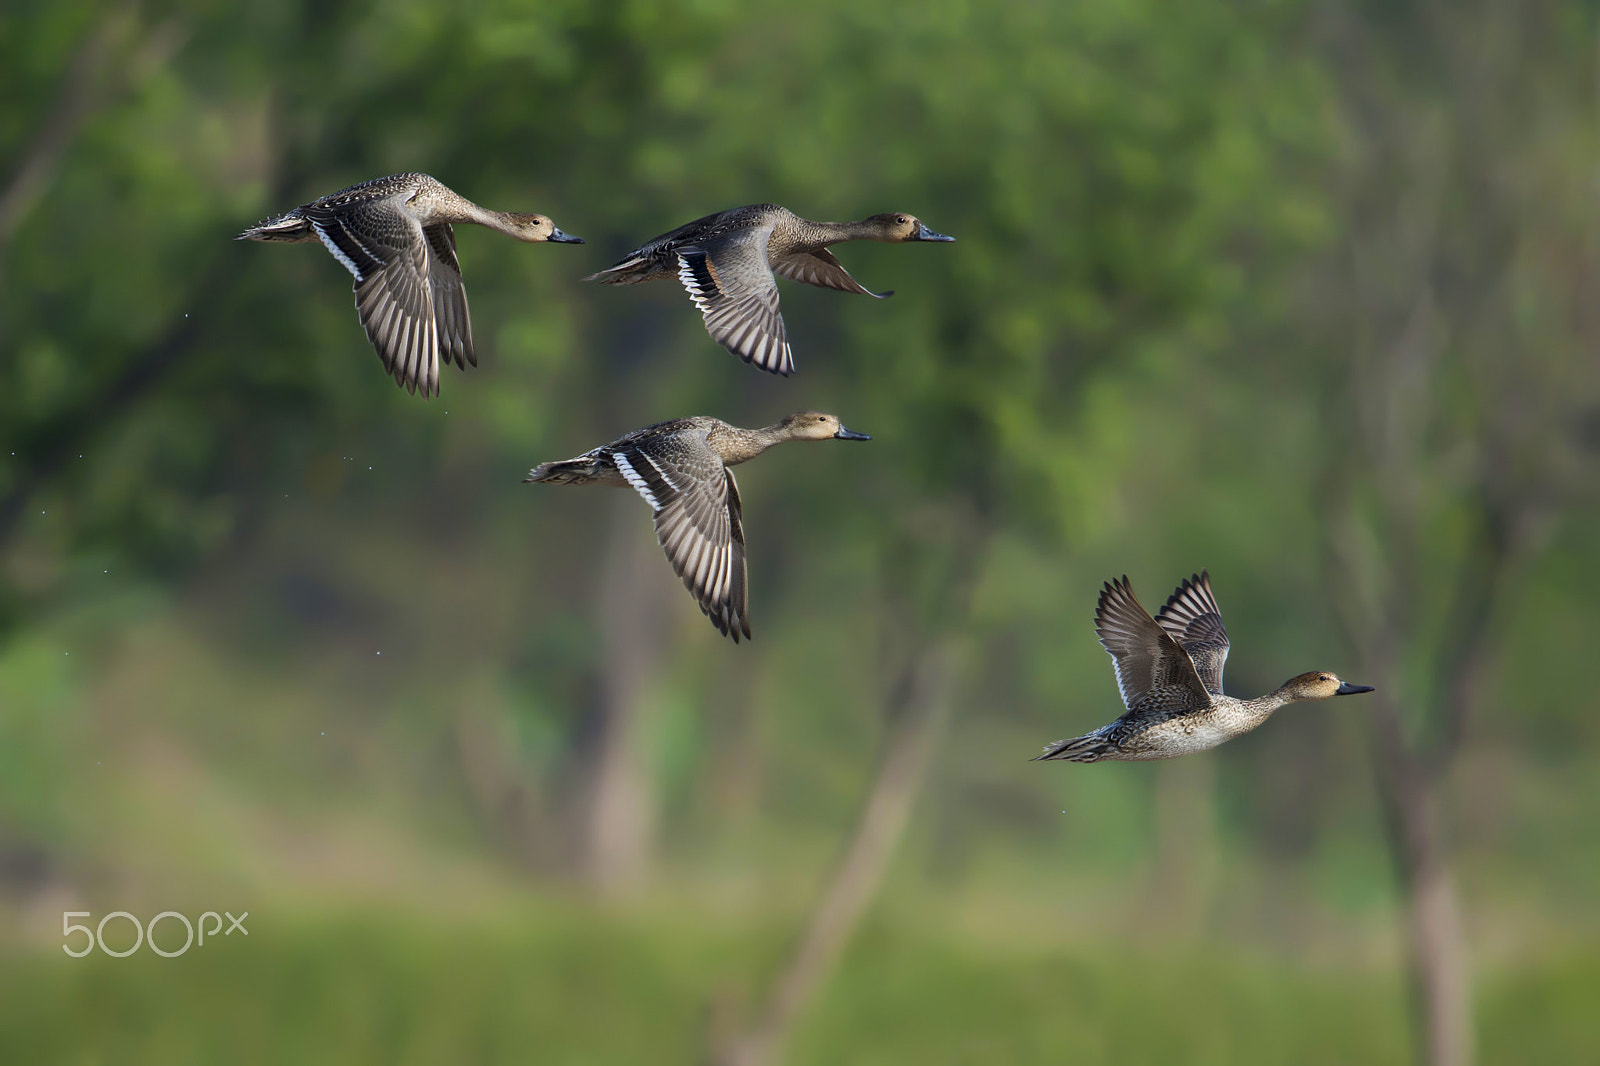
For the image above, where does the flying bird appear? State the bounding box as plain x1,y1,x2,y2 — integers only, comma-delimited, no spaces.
240,173,582,397
585,204,954,375
526,412,870,642
1036,571,1373,762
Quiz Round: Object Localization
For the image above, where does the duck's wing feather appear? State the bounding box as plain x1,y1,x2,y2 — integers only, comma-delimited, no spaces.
1154,571,1230,696
423,223,475,370
1094,576,1212,715
306,196,443,396
588,206,773,282
724,472,749,641
677,228,793,376
609,431,750,642
772,249,889,298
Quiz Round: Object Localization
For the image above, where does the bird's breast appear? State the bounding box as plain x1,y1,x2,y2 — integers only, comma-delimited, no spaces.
1126,701,1263,758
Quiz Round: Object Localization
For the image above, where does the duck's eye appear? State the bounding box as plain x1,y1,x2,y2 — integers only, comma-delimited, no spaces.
897,216,909,225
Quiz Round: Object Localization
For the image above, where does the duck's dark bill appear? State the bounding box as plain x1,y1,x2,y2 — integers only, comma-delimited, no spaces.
550,229,585,243
913,223,955,242
1335,682,1375,695
834,426,872,441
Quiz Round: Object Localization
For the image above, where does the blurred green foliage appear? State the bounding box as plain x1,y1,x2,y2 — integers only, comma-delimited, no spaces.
1,0,1597,1063
3,908,1598,1064
0,912,1419,1066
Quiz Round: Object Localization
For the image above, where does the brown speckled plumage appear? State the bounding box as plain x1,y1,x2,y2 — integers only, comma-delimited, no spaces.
585,204,954,375
239,173,581,397
525,412,870,643
1035,571,1374,762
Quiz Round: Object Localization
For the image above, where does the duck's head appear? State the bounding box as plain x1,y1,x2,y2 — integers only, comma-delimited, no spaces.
1280,671,1375,702
776,411,872,442
863,213,955,243
503,213,584,243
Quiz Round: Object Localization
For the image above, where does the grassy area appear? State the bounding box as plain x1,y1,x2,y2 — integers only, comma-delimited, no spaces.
7,904,1590,1065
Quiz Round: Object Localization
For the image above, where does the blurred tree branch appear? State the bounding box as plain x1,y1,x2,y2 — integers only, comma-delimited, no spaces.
1329,478,1552,1066
1311,5,1599,1064
712,639,962,1066
0,4,210,559
710,513,985,1066
0,3,187,267
0,260,218,549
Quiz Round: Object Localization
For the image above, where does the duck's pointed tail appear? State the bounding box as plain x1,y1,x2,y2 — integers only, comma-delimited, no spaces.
525,456,605,485
238,211,312,242
1033,729,1114,763
583,255,658,285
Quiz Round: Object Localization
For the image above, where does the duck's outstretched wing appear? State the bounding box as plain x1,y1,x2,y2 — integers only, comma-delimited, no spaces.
306,198,445,397
609,432,750,642
1094,576,1212,715
677,228,793,376
423,223,474,371
773,249,890,298
1154,570,1230,696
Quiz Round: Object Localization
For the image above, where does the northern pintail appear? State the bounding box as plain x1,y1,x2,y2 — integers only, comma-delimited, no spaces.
525,412,871,642
1036,571,1373,762
239,173,583,397
584,205,954,376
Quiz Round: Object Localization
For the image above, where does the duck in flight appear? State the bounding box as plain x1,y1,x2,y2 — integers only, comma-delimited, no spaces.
239,173,582,397
525,412,871,642
1036,571,1373,762
585,204,954,376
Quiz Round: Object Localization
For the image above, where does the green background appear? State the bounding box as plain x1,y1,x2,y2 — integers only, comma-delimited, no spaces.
1,1,1597,1062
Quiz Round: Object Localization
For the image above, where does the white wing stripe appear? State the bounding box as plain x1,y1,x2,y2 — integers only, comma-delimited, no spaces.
635,449,682,494
612,452,661,511
314,223,365,281
678,256,715,311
